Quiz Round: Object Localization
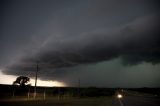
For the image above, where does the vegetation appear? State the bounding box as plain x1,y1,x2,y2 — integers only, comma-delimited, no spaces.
0,96,113,106
0,84,160,106
13,76,30,87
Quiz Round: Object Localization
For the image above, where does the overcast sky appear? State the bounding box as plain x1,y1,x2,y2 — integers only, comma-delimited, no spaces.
0,0,160,87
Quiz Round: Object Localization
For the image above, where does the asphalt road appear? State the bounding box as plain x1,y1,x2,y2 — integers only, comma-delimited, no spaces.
113,90,160,106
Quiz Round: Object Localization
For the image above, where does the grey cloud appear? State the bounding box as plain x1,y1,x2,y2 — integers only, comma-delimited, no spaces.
3,14,160,77
1,0,160,87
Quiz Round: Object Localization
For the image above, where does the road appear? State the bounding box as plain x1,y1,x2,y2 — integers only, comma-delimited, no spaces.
113,90,160,106
113,96,160,106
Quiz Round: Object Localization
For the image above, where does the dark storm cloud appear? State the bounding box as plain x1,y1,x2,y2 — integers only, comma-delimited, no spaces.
3,14,160,76
1,0,160,86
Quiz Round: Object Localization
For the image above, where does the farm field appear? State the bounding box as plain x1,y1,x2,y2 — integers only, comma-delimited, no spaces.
0,97,113,106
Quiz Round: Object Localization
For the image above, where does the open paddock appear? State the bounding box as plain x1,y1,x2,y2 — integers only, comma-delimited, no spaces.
0,97,113,106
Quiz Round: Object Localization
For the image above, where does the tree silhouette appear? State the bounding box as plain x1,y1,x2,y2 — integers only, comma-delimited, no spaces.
13,76,30,87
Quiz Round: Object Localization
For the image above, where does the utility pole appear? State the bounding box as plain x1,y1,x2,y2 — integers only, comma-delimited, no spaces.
78,79,80,88
78,78,80,97
34,62,38,99
43,87,46,100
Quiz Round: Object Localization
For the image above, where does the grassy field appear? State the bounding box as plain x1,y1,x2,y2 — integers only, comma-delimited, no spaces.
1,84,159,106
0,97,113,106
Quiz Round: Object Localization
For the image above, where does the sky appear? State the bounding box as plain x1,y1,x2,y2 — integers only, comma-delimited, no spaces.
0,0,160,87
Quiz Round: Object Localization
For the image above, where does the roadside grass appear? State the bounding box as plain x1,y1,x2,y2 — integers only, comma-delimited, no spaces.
0,96,113,106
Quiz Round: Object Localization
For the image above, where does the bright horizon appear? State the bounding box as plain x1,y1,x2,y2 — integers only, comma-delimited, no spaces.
0,70,66,87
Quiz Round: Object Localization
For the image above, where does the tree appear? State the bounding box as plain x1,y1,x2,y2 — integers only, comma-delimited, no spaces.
13,76,30,87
